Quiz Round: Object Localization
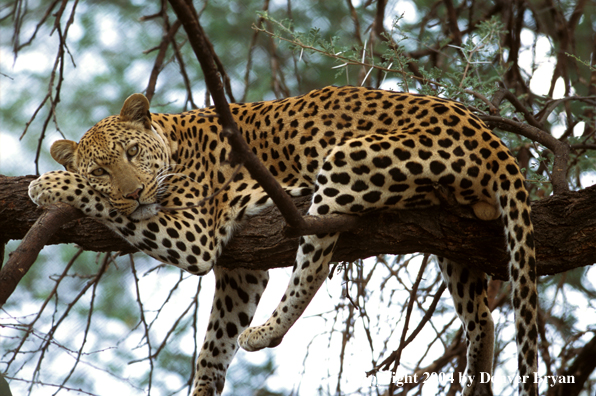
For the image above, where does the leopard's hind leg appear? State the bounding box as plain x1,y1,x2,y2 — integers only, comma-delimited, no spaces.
192,266,269,396
238,229,339,352
438,257,494,396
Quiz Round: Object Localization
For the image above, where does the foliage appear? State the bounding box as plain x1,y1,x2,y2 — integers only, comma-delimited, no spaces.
255,12,509,105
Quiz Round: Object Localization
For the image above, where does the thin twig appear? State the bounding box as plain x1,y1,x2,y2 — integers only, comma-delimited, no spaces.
241,0,271,102
370,254,431,376
52,253,110,395
3,248,83,369
129,256,154,392
27,251,110,393
2,376,100,396
145,2,181,103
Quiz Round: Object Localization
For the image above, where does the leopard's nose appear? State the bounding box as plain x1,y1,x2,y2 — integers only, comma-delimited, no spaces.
125,187,143,200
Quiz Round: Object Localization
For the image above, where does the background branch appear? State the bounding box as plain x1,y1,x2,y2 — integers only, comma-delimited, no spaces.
480,115,571,194
547,332,596,396
167,0,307,230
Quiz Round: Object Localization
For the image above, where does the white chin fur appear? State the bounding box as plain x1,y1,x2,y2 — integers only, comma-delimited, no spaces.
130,204,160,220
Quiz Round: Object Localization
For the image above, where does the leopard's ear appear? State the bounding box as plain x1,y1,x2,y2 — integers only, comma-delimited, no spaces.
120,93,152,130
51,140,79,172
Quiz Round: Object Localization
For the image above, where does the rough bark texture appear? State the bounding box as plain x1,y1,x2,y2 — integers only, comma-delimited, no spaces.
1,174,595,281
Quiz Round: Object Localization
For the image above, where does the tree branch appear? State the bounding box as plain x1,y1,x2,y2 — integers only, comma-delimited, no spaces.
0,201,83,305
548,332,596,396
167,0,307,230
480,115,571,194
1,175,595,306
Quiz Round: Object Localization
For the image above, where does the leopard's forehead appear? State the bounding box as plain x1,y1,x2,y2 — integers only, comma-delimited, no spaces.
77,116,130,164
80,114,153,147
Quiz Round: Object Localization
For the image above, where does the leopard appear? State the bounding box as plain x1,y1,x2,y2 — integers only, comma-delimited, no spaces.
29,86,538,396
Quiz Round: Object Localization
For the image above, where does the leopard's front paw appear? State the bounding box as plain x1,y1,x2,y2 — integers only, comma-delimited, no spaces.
29,171,75,206
28,171,103,214
238,326,284,352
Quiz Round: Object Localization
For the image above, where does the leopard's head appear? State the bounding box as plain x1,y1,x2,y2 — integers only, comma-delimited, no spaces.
51,94,176,217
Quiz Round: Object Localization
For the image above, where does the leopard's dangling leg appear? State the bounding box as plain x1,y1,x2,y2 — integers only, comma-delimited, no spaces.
192,267,269,396
238,231,339,352
437,257,494,396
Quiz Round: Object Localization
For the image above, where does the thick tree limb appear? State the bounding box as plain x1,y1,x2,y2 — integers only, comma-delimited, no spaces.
1,174,595,304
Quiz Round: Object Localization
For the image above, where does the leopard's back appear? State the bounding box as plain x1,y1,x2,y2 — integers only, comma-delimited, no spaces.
157,86,523,222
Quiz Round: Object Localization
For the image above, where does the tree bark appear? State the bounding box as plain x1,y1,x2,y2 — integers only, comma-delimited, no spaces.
1,174,595,282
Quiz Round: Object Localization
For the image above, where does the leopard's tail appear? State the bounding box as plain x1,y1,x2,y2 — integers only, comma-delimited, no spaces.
497,181,538,396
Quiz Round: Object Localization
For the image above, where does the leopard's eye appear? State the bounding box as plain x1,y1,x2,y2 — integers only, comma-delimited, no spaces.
91,168,107,177
127,145,139,158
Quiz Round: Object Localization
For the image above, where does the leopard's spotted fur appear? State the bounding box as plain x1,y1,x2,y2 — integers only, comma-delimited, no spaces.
30,86,538,396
